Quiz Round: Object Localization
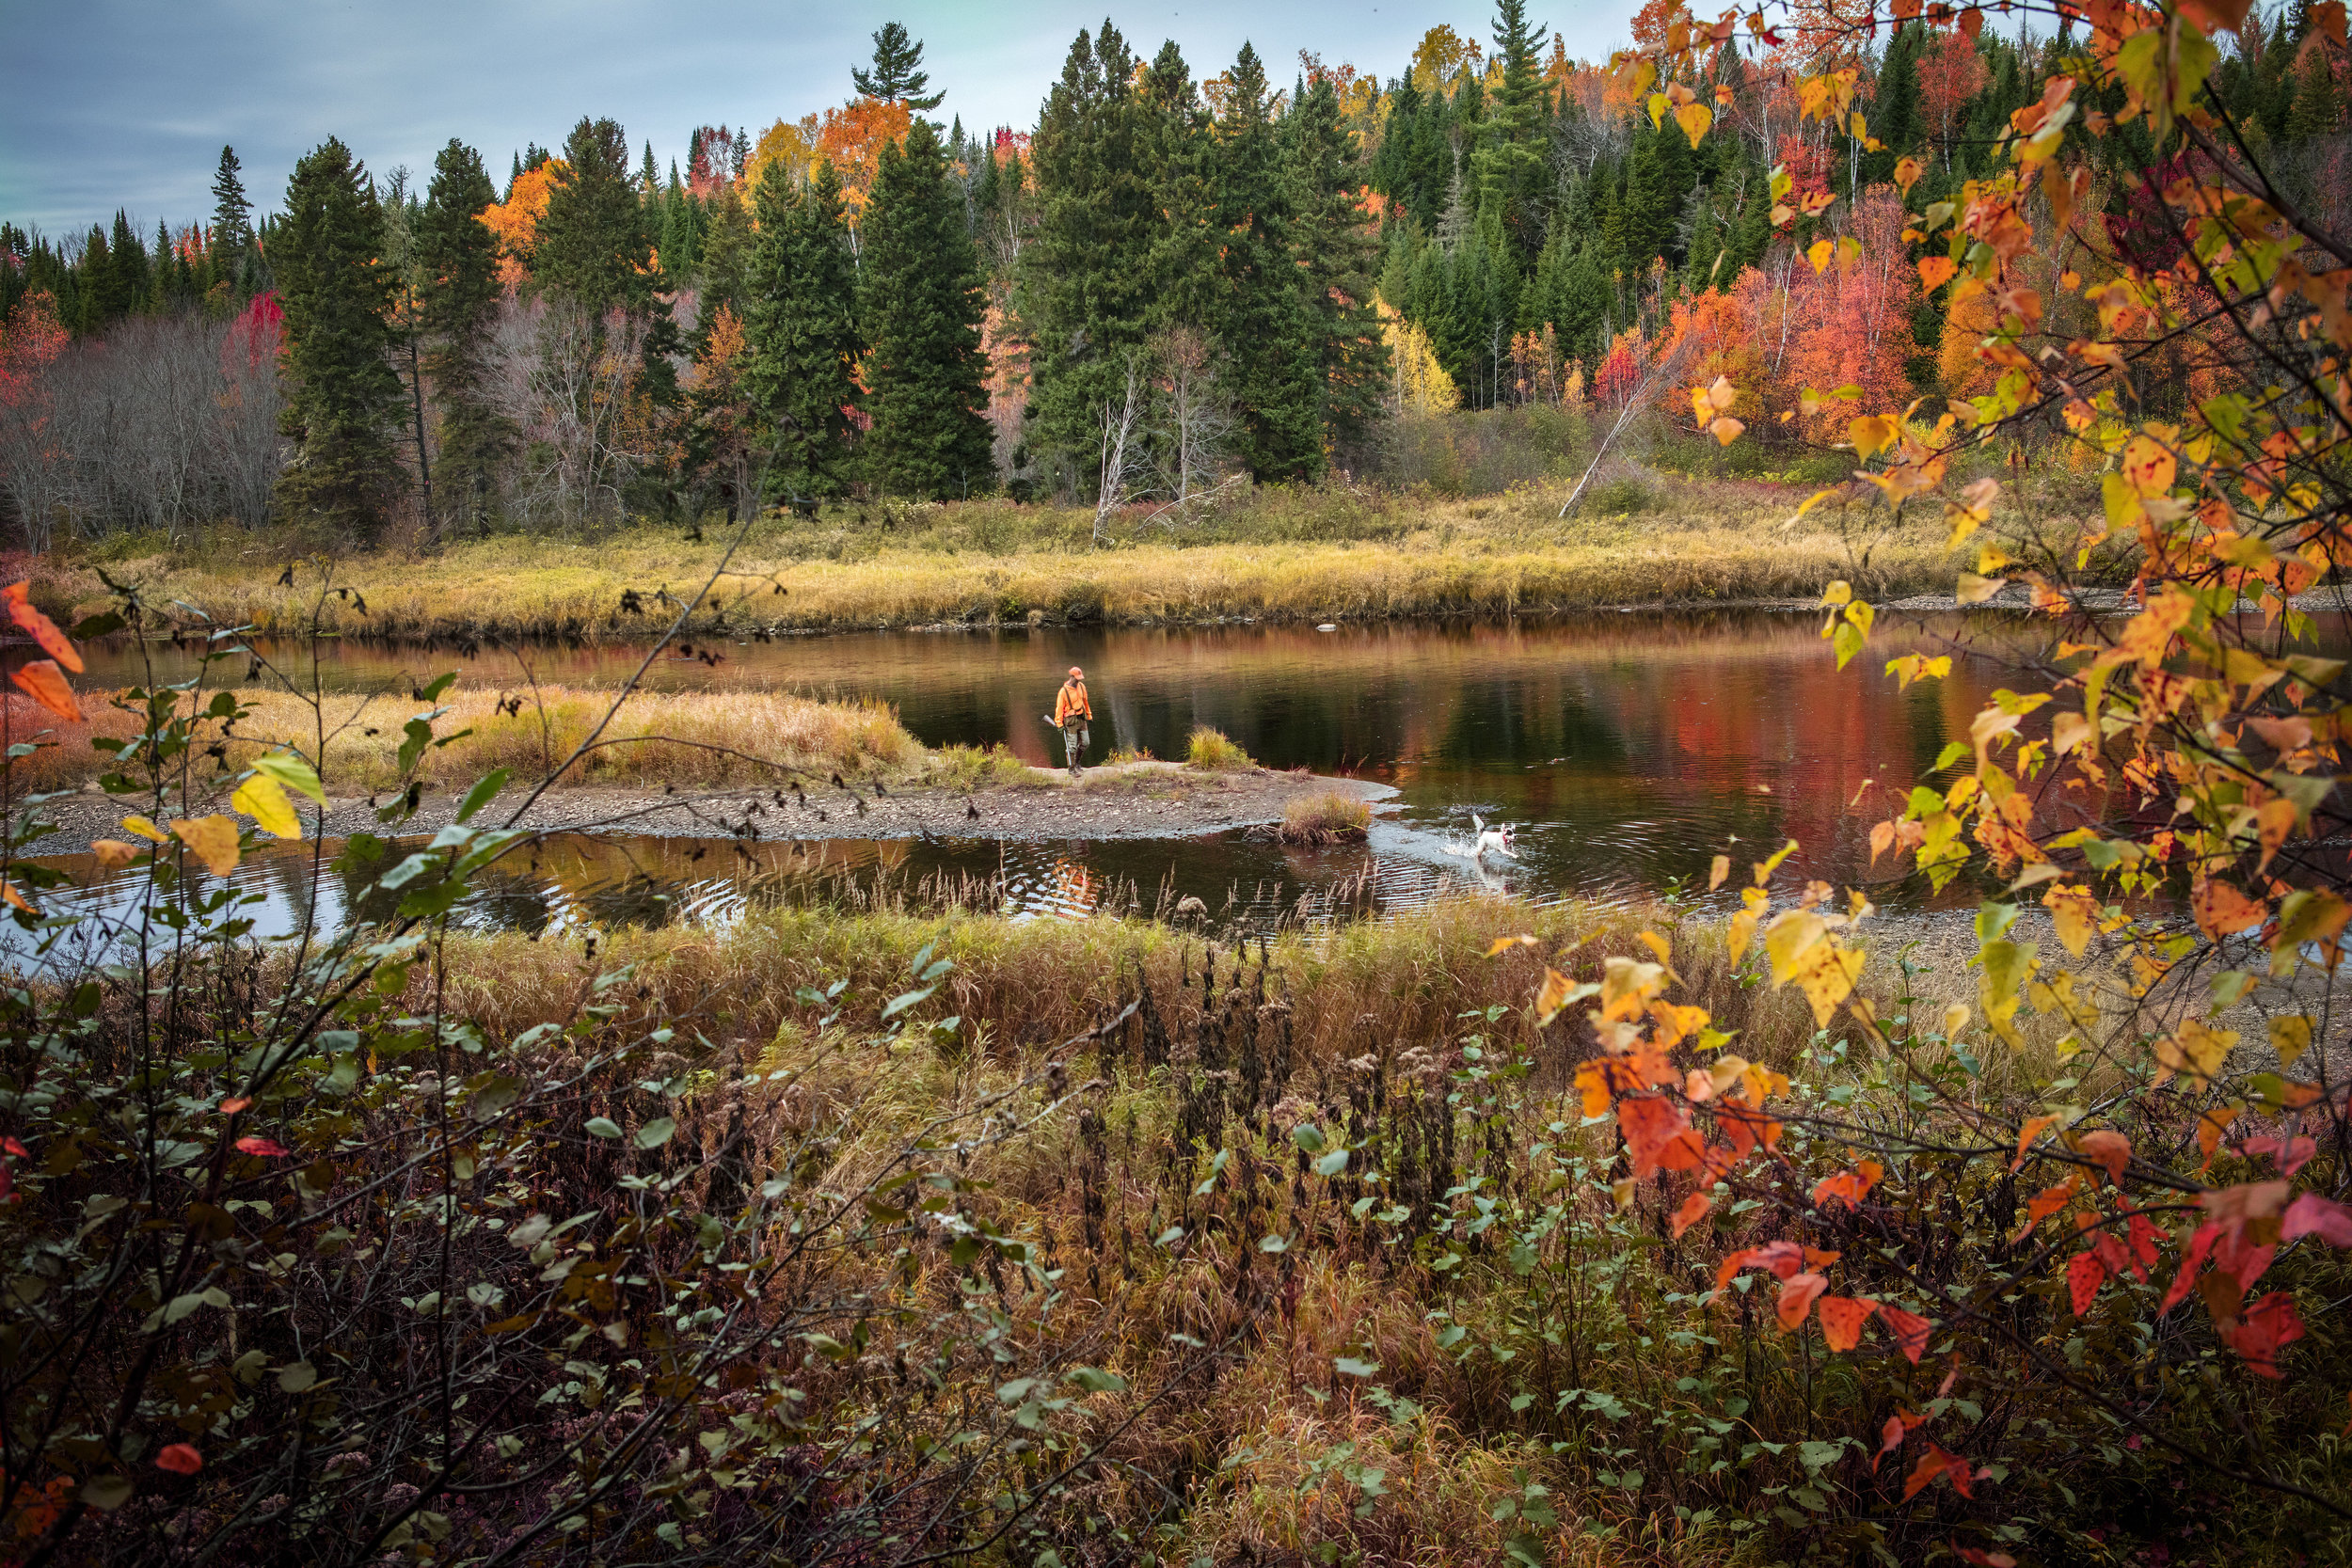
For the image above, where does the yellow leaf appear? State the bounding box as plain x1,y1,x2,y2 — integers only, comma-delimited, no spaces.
1,881,34,915
1674,100,1713,149
1486,934,1538,958
2043,884,2100,958
1788,933,1866,1025
91,840,139,871
1647,91,1671,129
1807,238,1834,274
2269,1015,2312,1071
1708,854,1730,892
1709,415,1745,446
169,816,243,878
2153,1019,2238,1088
1764,910,1829,987
121,816,167,843
1893,154,1924,194
1848,415,1897,461
1956,573,2002,605
231,773,303,840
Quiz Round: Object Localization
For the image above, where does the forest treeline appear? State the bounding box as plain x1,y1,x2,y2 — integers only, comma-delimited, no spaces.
0,4,2346,545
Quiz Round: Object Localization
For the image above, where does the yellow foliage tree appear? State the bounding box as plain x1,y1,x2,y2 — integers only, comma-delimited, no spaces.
477,160,565,287
1380,301,1456,415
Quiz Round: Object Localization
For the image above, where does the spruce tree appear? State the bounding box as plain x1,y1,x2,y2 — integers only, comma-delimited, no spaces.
211,145,253,296
1211,42,1321,479
1141,40,1221,332
107,212,150,321
861,120,993,499
741,160,865,501
1472,0,1550,253
852,22,945,110
535,118,656,314
1019,24,1157,482
418,138,510,534
272,137,402,536
1291,76,1391,458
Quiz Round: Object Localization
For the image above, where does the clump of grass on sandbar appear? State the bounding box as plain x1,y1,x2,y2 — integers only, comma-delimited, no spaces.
1279,788,1370,846
1185,725,1254,772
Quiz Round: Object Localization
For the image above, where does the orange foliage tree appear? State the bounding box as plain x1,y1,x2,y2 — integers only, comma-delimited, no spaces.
818,97,914,230
477,160,564,287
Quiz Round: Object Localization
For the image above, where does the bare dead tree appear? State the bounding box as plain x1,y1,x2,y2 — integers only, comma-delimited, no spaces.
1090,346,1150,547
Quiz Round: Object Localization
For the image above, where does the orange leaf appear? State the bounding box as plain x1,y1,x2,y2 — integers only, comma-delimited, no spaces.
1812,1158,1884,1212
1670,1191,1713,1238
2067,1249,2107,1315
8,658,80,721
169,816,242,878
2010,1114,2057,1171
2190,877,2267,941
154,1444,202,1476
1818,1294,1879,1351
4,582,83,674
1714,1239,1805,1291
2078,1130,2131,1185
91,840,139,871
1903,1445,1958,1500
2018,1174,2079,1239
233,1135,291,1157
1880,1303,1932,1364
1620,1094,1704,1178
1918,254,1958,292
1776,1271,1827,1332
0,881,33,915
1873,1407,1927,1471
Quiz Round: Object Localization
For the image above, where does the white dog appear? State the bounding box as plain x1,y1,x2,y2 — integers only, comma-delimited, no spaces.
1442,815,1518,863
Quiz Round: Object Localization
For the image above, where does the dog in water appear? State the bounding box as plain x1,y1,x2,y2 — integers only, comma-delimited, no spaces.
1442,815,1518,863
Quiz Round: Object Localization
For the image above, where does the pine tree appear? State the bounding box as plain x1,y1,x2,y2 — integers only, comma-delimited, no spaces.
535,117,658,314
1291,76,1391,458
852,21,946,110
697,192,753,323
418,139,511,534
107,212,149,322
1141,40,1220,332
272,137,402,536
742,161,865,501
861,120,993,499
640,139,660,193
211,145,253,297
1211,42,1321,478
1472,0,1551,253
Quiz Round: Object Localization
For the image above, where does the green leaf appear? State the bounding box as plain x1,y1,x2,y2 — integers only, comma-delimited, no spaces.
1314,1148,1350,1178
1334,1357,1381,1378
1067,1366,1128,1393
70,610,127,640
635,1117,676,1149
584,1117,623,1139
455,768,511,825
277,1360,317,1393
1259,1233,1289,1253
1291,1122,1326,1154
418,672,459,702
398,717,435,776
1152,1226,1184,1247
881,987,934,1020
250,750,326,806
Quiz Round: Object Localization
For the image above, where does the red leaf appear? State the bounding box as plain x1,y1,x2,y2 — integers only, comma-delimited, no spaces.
1670,1191,1713,1238
1714,1239,1805,1291
1873,1408,1926,1472
2223,1291,2305,1378
1777,1271,1828,1332
1811,1158,1884,1212
2241,1132,2316,1177
1620,1094,1705,1178
1953,1545,2017,1567
220,1097,253,1115
2282,1192,2352,1246
1880,1303,1932,1364
8,658,80,722
3,581,82,674
2161,1222,2221,1315
1,1136,24,1157
155,1444,202,1475
233,1136,291,1158
1819,1294,1879,1351
2126,1211,2161,1277
1902,1445,1955,1499
2067,1249,2108,1315
2078,1129,2131,1185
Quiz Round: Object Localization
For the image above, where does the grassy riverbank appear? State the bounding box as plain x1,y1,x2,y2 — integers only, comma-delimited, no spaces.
38,479,1956,642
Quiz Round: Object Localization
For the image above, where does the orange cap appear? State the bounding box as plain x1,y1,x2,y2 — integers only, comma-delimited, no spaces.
1068,666,1084,677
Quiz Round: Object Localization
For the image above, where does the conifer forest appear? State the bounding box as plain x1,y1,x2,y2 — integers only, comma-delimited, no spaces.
4,1,2352,1564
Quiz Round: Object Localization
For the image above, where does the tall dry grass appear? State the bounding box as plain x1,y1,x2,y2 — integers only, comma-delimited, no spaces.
40,481,1954,642
31,685,922,797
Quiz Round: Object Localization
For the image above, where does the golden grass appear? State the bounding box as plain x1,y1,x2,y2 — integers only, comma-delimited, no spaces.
1185,724,1255,772
1279,787,1371,845
42,482,1953,641
34,685,922,797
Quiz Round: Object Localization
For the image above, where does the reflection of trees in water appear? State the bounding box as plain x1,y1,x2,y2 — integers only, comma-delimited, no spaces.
579,875,684,931
461,866,557,937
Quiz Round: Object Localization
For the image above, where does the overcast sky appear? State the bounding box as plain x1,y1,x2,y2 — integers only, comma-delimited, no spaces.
1,0,1647,239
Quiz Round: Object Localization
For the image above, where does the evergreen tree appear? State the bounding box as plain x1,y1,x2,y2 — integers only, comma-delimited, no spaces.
1291,76,1391,456
1141,40,1221,332
211,145,253,296
535,117,657,314
1211,42,1321,477
1472,0,1550,254
418,138,510,533
852,21,946,111
742,161,865,501
696,192,753,324
272,137,402,535
640,139,660,192
107,212,150,321
1019,24,1157,481
861,121,993,498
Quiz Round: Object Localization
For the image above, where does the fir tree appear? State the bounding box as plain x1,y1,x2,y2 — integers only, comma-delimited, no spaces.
1291,75,1391,457
742,161,865,501
852,22,945,110
1141,40,1220,333
697,192,753,324
1472,0,1551,253
1211,42,1321,477
211,145,253,295
107,211,149,321
272,137,402,536
535,117,658,314
418,138,511,534
861,120,993,499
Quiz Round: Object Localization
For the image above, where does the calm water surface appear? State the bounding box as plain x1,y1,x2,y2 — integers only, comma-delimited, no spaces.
47,611,2066,934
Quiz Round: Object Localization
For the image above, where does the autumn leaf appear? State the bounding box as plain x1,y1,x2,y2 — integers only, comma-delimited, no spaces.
1812,1159,1883,1212
1776,1271,1828,1331
231,774,303,840
2120,434,2177,496
1670,1191,1713,1238
8,658,80,721
1880,1303,1932,1364
169,816,242,878
1708,854,1729,892
1674,100,1713,149
234,1136,292,1158
154,1444,201,1476
1620,1095,1704,1179
2190,877,2265,941
1903,1444,1975,1500
4,581,83,673
1806,238,1835,275
1708,415,1745,446
1485,934,1538,958
1873,1408,1926,1471
121,816,167,843
1918,253,1958,292
90,840,139,871
2078,1130,2132,1185
2043,883,2100,957
2154,1019,2238,1088
2017,1174,2080,1239
2067,1249,2108,1315
2225,1291,2305,1378
1818,1295,1878,1351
